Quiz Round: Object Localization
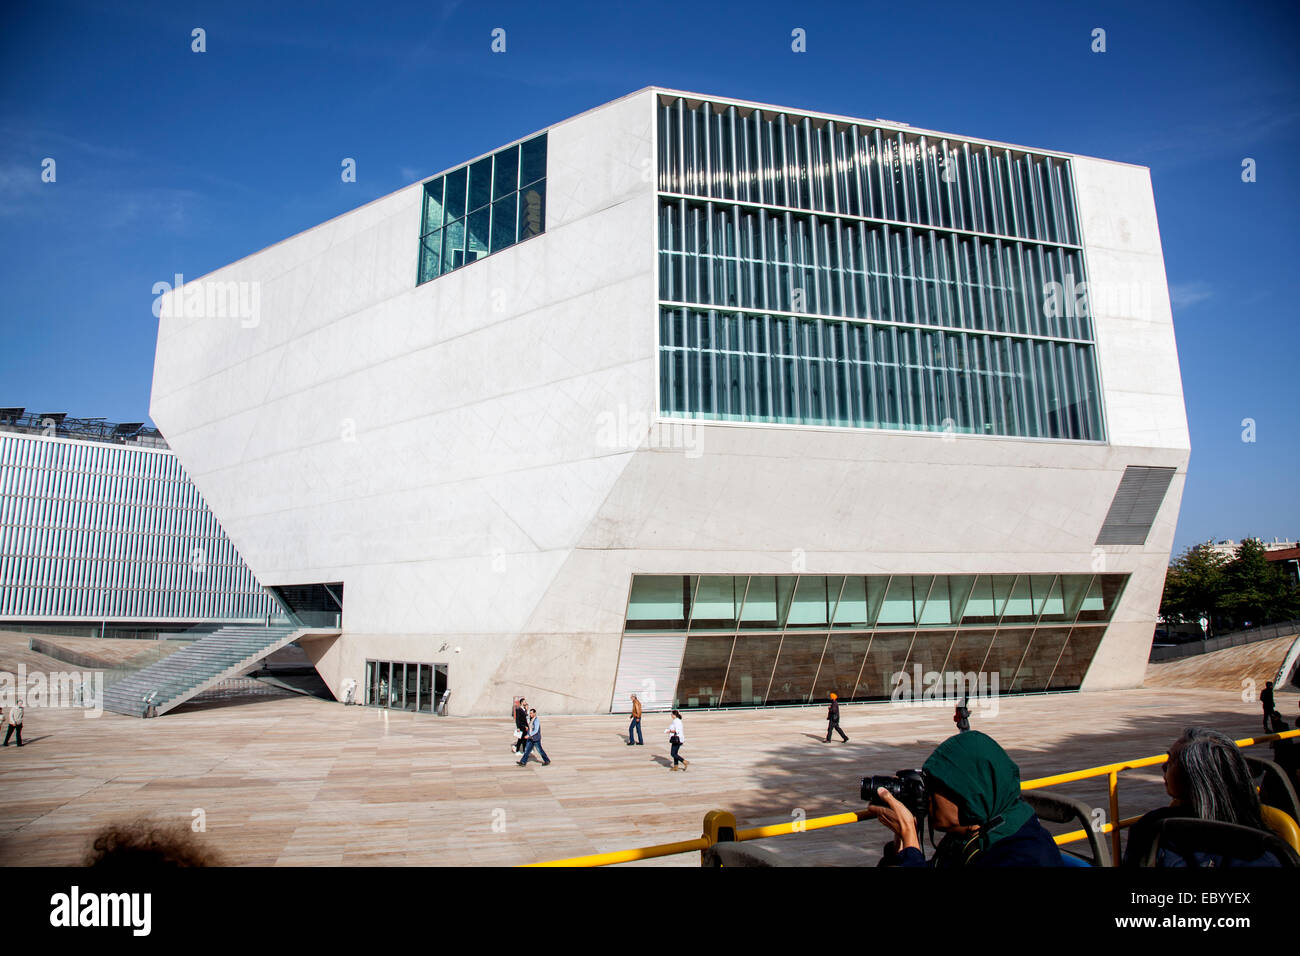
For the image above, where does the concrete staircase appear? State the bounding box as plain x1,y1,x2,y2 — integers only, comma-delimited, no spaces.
101,624,336,717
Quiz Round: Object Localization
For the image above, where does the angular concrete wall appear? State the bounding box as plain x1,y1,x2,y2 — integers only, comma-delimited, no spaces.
1073,156,1189,689
152,91,658,714
151,88,1187,714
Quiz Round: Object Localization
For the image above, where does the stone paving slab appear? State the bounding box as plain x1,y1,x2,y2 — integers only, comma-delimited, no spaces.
0,677,1286,866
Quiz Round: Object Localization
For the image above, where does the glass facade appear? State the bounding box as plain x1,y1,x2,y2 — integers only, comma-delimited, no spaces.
656,96,1104,440
417,134,547,284
622,572,1126,708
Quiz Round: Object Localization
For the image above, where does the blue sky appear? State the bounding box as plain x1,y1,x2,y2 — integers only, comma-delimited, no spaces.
1,0,1297,555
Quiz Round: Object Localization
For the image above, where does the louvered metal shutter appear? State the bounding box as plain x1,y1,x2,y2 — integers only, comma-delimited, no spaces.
1095,466,1177,545
610,635,687,713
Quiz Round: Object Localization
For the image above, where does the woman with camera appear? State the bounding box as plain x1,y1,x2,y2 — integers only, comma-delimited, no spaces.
866,731,1062,867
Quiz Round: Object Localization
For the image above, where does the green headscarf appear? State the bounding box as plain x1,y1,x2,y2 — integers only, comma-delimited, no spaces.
922,731,1035,851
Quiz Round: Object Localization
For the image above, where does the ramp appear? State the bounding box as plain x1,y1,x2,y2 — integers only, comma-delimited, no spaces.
1143,633,1299,691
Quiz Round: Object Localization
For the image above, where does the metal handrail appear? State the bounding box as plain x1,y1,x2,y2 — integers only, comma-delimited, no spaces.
525,728,1300,867
525,837,711,868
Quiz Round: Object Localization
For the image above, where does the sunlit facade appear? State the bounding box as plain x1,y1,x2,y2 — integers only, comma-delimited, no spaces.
150,89,1189,715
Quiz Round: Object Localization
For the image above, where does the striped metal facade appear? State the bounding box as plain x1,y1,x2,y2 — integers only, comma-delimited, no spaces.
0,431,277,622
610,634,688,713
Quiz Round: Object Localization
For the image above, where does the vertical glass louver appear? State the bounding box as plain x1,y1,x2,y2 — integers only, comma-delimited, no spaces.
656,96,1104,441
418,133,547,284
0,433,276,621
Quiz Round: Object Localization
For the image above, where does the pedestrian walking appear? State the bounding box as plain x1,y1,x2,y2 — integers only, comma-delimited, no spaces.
513,696,529,754
627,694,644,746
1261,681,1275,733
3,699,23,747
825,692,849,742
518,708,550,766
954,696,971,732
665,709,688,771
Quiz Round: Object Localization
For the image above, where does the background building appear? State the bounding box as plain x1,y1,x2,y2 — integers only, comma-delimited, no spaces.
149,88,1189,715
1204,537,1298,560
0,409,277,633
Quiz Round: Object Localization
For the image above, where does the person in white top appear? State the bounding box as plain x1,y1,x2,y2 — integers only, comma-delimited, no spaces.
665,709,688,771
3,699,24,747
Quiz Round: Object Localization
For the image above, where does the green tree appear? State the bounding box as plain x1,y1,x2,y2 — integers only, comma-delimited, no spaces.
1220,537,1300,629
1160,541,1227,632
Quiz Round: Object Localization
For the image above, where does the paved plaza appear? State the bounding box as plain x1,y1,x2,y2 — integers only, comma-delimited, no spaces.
1,637,1289,866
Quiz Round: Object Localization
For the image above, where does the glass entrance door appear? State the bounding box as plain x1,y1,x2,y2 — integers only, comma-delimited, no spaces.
363,659,446,714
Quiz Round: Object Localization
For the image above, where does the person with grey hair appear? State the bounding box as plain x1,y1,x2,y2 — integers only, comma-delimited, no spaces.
1122,727,1279,866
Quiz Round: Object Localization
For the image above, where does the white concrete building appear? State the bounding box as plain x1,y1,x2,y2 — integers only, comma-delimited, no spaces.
150,88,1188,716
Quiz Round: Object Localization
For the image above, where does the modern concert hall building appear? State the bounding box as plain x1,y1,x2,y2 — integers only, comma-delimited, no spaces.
149,88,1188,716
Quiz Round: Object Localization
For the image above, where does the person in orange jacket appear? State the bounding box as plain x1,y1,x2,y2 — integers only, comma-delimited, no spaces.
627,694,644,746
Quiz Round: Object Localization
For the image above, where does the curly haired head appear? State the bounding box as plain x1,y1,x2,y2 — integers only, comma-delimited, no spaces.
84,818,223,868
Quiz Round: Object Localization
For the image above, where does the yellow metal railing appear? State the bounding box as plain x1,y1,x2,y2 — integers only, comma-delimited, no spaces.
524,727,1300,867
527,836,711,868
1024,729,1300,859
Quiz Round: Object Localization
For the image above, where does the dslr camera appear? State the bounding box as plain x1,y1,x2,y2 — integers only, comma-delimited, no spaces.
861,768,928,822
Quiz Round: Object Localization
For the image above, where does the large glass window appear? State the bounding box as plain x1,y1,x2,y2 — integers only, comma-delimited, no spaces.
812,633,872,700
675,635,732,708
493,144,519,197
833,576,869,628
519,182,546,241
944,628,997,675
739,576,794,629
693,575,742,629
1049,625,1106,689
786,575,838,628
626,575,691,630
858,631,915,699
627,573,1120,635
656,97,1103,441
767,633,829,704
983,628,1033,687
468,157,493,213
878,576,920,626
1076,574,1128,623
907,630,957,677
617,573,1123,708
723,634,782,705
1010,626,1072,692
417,133,547,284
